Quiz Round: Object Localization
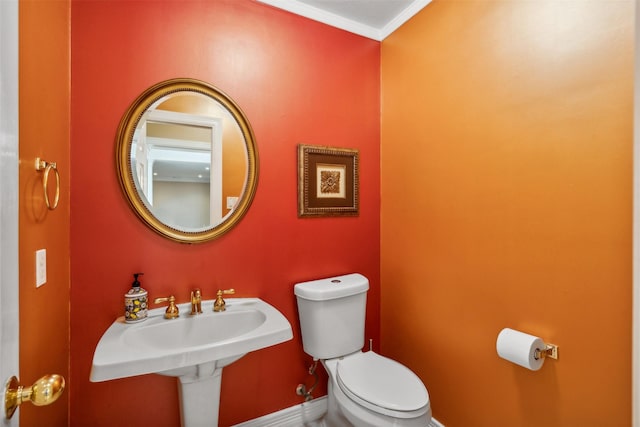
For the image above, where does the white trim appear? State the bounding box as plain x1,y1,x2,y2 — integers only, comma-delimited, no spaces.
232,396,445,427
0,1,20,426
255,0,431,41
256,0,381,40
232,397,328,427
379,0,432,40
633,0,639,424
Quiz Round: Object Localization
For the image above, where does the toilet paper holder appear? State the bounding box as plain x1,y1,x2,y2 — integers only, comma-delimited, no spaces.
496,328,559,370
534,343,559,361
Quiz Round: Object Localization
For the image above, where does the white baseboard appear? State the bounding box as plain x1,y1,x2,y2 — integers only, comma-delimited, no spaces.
232,396,445,427
233,397,328,427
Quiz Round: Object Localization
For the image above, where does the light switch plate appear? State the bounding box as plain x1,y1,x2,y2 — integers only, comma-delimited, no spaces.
35,249,46,287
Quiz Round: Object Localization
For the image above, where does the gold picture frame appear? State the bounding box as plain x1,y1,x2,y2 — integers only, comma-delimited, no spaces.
298,144,359,217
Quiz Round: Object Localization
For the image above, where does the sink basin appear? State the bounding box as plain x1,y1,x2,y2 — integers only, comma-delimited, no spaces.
124,309,267,351
90,298,293,426
91,298,292,382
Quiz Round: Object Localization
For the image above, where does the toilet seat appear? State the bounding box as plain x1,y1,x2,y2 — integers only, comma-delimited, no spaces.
336,352,429,419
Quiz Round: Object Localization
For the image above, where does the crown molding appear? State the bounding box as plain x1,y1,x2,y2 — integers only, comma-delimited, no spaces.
256,0,431,41
380,0,432,39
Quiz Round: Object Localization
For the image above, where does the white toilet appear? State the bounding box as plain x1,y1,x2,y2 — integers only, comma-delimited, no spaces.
294,273,432,427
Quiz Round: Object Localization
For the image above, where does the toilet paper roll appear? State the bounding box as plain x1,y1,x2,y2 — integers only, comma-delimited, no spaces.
496,328,545,371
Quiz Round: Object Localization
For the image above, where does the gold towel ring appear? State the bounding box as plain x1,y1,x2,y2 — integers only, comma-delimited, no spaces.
35,157,60,210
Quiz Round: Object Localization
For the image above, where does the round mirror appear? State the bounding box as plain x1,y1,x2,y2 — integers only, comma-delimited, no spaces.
115,78,258,243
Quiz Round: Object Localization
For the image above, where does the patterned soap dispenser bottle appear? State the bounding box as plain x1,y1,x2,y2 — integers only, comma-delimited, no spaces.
124,273,148,323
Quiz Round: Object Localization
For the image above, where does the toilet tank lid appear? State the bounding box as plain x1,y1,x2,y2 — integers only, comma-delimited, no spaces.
294,273,369,301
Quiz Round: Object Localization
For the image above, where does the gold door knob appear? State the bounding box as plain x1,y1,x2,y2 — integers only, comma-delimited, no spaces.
5,374,65,419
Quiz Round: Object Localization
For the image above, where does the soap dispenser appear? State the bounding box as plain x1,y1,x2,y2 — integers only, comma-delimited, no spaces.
124,273,148,323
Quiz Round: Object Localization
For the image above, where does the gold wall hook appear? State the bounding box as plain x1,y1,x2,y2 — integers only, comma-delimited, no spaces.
35,157,60,210
5,374,65,419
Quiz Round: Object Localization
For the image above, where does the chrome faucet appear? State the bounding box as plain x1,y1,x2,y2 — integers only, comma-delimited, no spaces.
190,288,202,315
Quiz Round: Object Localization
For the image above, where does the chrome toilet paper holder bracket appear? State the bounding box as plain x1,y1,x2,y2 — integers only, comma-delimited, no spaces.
534,343,559,361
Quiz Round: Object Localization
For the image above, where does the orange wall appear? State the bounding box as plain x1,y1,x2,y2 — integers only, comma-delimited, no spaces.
19,0,71,426
69,1,380,426
381,1,633,426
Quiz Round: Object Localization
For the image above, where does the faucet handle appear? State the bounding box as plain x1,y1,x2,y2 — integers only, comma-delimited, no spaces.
213,289,235,312
153,295,179,319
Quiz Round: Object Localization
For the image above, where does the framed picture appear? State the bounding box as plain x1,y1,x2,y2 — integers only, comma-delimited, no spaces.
298,144,359,217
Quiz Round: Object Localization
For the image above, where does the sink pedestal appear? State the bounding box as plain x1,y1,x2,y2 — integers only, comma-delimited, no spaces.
160,355,244,427
91,299,293,427
177,362,223,427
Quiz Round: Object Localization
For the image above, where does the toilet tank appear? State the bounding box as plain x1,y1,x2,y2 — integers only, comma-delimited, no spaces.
294,273,369,360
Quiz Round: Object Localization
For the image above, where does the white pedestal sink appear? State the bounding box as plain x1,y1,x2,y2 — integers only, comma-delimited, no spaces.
90,298,293,427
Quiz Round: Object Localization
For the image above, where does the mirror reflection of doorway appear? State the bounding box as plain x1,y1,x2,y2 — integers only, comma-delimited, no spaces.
132,110,222,231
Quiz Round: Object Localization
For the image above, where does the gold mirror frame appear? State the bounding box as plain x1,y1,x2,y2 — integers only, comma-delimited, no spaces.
115,78,258,243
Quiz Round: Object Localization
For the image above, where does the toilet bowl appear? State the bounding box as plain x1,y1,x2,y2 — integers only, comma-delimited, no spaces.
323,351,431,427
294,273,432,427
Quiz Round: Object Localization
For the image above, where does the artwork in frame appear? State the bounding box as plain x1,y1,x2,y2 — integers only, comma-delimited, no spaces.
298,144,359,217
